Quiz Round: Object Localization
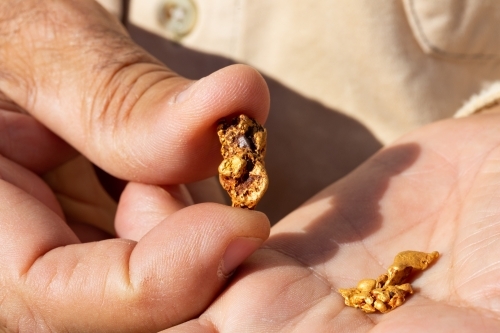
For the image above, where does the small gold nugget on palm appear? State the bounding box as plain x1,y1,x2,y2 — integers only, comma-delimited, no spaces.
339,251,439,313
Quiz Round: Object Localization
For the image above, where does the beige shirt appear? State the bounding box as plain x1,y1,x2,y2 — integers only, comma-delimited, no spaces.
97,0,500,222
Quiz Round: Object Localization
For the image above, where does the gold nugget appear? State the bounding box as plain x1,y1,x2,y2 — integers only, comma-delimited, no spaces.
217,114,268,209
338,251,439,314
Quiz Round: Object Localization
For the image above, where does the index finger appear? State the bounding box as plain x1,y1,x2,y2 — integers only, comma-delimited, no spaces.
0,0,269,184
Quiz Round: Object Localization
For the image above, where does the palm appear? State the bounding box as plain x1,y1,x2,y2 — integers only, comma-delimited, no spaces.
170,113,500,332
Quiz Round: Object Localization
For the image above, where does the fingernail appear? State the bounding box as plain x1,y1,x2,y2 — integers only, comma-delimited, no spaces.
221,237,263,276
174,81,198,104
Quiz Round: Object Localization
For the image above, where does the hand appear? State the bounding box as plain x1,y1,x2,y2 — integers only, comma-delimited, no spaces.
0,0,270,331
168,111,500,332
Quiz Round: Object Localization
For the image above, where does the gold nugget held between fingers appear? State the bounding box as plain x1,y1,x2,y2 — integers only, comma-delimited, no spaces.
217,114,268,209
338,250,439,314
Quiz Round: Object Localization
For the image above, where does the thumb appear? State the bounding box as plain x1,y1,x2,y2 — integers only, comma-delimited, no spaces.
0,156,270,331
0,0,269,184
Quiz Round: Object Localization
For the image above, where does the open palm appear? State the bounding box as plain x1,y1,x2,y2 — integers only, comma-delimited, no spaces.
168,112,500,332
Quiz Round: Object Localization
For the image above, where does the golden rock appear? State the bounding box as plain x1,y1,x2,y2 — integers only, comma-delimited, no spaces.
217,114,268,209
338,250,438,314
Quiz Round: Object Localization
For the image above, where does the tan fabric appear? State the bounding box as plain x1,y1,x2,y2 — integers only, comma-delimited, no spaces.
455,81,500,117
130,0,500,142
127,0,500,222
403,0,500,59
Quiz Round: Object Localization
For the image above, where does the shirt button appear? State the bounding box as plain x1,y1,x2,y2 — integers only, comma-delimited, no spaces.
158,0,197,40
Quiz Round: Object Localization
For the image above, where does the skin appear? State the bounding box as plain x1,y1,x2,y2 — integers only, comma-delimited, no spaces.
166,108,500,332
0,0,270,332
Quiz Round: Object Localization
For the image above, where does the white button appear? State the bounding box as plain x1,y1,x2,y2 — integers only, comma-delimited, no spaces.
158,0,197,40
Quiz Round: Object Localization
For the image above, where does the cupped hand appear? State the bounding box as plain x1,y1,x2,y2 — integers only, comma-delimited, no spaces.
169,111,500,332
0,0,270,332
